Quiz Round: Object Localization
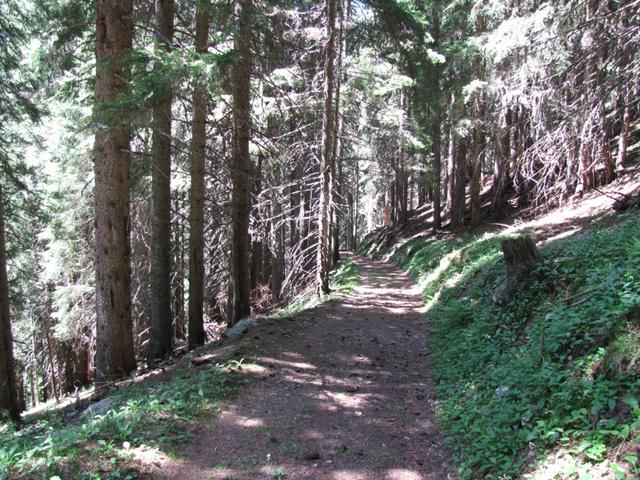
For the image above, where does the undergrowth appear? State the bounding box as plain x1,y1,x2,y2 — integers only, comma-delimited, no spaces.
0,361,243,479
362,211,640,479
270,258,360,320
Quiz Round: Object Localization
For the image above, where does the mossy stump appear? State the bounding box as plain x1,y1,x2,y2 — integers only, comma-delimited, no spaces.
493,236,542,305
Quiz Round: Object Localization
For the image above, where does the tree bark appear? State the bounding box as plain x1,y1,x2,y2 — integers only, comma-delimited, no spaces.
73,340,90,388
250,155,263,292
353,157,359,250
270,193,285,303
42,293,61,403
149,0,175,360
188,0,211,349
230,0,253,322
470,11,485,227
94,0,137,384
383,187,392,226
445,92,456,215
491,107,511,212
432,116,442,230
131,200,151,358
171,197,185,340
430,7,443,231
289,157,301,254
316,0,337,296
616,85,631,172
469,122,484,227
450,136,467,227
0,186,20,421
332,0,347,265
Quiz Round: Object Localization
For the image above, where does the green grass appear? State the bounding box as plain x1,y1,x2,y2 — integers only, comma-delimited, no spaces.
272,466,286,479
362,211,640,479
0,361,243,479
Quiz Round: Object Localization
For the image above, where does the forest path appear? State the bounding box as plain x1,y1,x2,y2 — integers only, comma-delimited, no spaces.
154,254,455,480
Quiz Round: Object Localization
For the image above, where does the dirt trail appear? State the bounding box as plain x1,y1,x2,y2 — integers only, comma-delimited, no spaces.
153,254,456,479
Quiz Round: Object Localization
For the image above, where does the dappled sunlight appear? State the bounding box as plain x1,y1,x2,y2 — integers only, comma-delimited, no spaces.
521,446,620,480
256,356,318,371
331,470,369,480
214,406,267,430
238,363,269,375
332,353,373,365
235,416,266,428
127,444,170,469
322,390,372,409
416,248,463,293
356,285,422,298
387,468,425,480
280,351,306,360
325,468,429,480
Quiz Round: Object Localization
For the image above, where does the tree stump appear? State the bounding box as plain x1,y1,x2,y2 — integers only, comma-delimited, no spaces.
493,236,542,305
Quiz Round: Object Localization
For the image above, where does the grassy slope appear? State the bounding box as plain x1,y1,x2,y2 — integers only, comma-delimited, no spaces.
1,362,243,479
361,209,640,479
0,260,359,480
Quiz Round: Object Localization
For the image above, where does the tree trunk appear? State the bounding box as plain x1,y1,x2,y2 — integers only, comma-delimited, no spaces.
250,155,263,292
188,0,211,349
316,0,337,296
383,187,392,226
29,335,40,407
333,156,343,264
430,8,443,231
491,107,511,212
346,191,354,250
171,197,185,340
73,340,90,388
469,126,483,227
42,294,61,403
577,0,600,195
289,158,301,254
149,0,175,360
94,0,137,384
470,12,485,227
262,226,272,286
270,193,285,303
131,200,151,358
516,107,532,205
332,0,347,265
353,157,359,250
616,85,631,172
230,0,253,323
432,117,442,230
450,136,467,227
446,117,455,215
29,364,39,407
0,186,20,421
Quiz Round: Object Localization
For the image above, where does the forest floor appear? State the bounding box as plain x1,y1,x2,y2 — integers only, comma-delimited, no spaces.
144,253,456,480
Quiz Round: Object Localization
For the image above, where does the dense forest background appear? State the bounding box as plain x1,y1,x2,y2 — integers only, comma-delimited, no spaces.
0,0,638,426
